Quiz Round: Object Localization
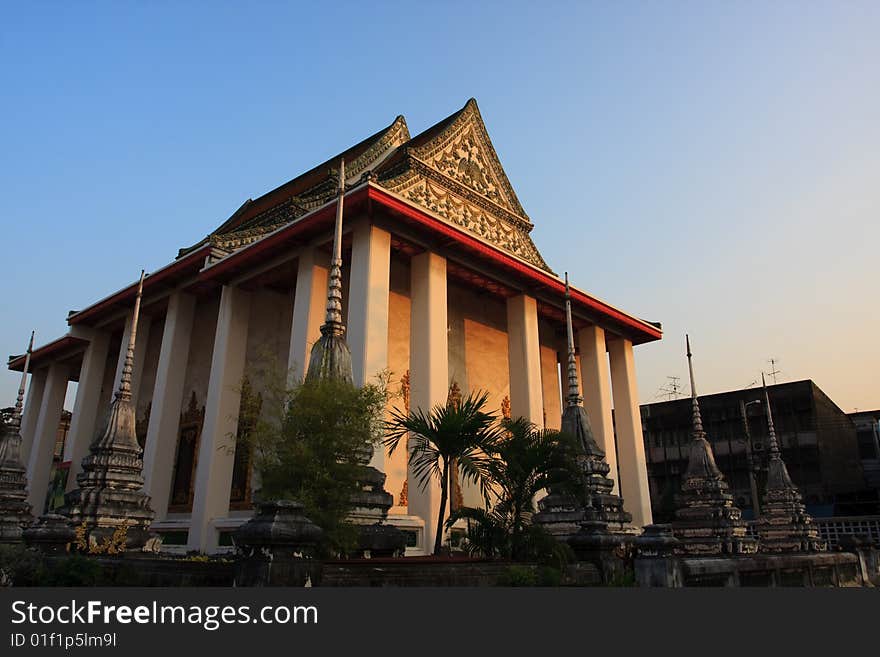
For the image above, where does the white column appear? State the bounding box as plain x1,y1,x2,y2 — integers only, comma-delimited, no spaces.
579,325,619,494
409,252,448,553
609,337,652,527
188,286,251,552
287,247,329,384
112,311,152,408
26,361,69,513
506,294,544,427
142,291,196,519
64,330,111,492
20,367,48,464
347,223,391,471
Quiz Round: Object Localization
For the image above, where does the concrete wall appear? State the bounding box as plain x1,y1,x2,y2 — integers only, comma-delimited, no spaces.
244,288,294,400
135,316,166,442
180,294,221,416
539,318,561,431
386,254,412,513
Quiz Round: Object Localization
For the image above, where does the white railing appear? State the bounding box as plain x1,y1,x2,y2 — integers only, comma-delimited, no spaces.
813,516,880,548
746,515,880,548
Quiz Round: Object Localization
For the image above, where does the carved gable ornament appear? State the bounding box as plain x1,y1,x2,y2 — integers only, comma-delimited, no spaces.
380,99,552,272
420,128,507,210
184,100,551,272
408,99,526,220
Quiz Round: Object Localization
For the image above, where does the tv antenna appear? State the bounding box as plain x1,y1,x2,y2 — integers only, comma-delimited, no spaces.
657,375,684,400
767,358,781,385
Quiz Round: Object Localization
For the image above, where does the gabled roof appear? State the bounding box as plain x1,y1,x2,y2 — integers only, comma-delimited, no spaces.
375,98,530,222
373,99,549,270
178,114,411,256
180,99,550,270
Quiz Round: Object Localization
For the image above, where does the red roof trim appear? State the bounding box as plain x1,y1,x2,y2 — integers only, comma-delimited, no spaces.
50,184,659,344
67,245,214,327
367,185,661,343
195,191,365,282
8,335,89,372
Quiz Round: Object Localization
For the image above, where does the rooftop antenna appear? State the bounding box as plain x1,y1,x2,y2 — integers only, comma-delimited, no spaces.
657,375,684,400
767,358,781,385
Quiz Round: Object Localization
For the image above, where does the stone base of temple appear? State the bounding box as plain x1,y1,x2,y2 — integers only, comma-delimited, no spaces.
532,493,585,541
22,514,76,554
756,502,825,553
61,487,155,550
568,520,633,583
0,432,33,543
636,551,868,587
635,523,875,587
349,464,395,521
348,464,407,557
0,497,32,543
673,485,758,555
232,500,322,586
672,519,758,556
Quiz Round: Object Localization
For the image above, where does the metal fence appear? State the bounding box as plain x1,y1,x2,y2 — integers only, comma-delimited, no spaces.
747,515,880,548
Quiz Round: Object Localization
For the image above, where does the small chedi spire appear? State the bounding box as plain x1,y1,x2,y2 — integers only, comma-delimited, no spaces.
0,331,36,542
682,334,722,481
755,374,824,552
534,274,630,540
301,161,400,555
671,335,756,555
563,274,582,408
61,271,154,549
306,158,353,383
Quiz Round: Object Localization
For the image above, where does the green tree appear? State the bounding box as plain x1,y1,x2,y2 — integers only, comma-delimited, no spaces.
245,375,387,557
384,390,500,555
448,417,579,565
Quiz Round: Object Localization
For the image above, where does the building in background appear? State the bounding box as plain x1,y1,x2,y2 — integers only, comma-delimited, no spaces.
640,380,877,522
849,409,880,490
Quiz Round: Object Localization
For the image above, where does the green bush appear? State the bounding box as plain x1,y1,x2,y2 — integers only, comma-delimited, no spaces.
0,544,46,586
44,554,103,586
245,374,388,558
497,565,539,587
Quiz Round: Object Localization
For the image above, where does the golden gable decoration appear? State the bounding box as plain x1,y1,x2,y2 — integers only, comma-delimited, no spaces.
183,100,551,272
377,99,551,272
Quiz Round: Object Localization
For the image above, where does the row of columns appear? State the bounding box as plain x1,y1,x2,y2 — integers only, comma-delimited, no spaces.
18,220,652,552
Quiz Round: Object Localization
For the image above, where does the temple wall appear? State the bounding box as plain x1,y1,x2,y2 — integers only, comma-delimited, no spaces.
455,283,510,509
386,255,411,513
540,347,561,430
244,288,294,402
135,316,165,436
93,333,123,439
180,294,220,421
447,285,469,396
539,319,561,430
455,283,509,419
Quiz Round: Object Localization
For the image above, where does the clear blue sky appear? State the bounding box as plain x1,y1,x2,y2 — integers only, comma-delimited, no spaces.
1,1,877,412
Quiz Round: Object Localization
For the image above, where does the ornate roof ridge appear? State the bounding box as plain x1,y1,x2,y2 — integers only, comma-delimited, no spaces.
177,114,410,258
374,99,550,271
377,99,530,223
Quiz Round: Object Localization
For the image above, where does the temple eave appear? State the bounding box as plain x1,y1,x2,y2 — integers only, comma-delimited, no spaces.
22,183,660,355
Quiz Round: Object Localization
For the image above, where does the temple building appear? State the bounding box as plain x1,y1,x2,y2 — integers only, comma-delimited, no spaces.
7,99,662,554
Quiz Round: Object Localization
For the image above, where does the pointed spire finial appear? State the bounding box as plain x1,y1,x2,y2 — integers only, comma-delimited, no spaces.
761,373,780,455
563,273,582,407
10,331,35,430
323,159,346,332
686,334,704,435
116,270,145,402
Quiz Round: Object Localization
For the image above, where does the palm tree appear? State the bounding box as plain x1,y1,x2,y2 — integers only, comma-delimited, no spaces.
449,417,580,561
384,390,500,555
